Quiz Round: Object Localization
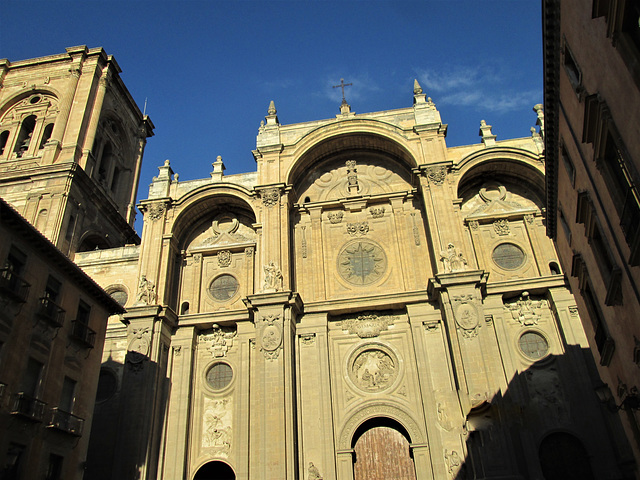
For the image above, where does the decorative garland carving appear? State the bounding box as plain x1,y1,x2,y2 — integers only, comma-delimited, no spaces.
147,203,165,221
468,220,479,230
369,206,385,218
261,187,280,207
328,211,344,224
411,213,421,246
426,166,447,186
301,226,308,258
347,222,369,236
525,214,535,225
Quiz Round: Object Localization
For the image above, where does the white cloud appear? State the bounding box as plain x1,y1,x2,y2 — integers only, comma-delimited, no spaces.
415,64,540,113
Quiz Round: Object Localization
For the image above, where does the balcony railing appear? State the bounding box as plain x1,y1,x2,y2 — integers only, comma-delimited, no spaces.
0,268,30,303
70,321,96,348
47,408,84,436
9,393,46,422
36,297,65,328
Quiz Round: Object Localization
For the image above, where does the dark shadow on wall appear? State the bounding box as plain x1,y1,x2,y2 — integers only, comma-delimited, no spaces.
85,349,170,480
449,345,636,480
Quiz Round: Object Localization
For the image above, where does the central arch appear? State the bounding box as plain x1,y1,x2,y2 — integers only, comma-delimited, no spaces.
193,461,235,480
352,417,417,480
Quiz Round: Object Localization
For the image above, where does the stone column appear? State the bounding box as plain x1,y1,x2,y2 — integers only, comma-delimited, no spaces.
80,66,111,173
244,291,302,480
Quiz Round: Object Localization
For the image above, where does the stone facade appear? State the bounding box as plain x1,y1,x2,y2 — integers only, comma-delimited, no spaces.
1,47,632,479
79,85,627,477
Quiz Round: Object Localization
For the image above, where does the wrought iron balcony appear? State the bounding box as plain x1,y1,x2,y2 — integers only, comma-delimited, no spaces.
0,268,30,303
36,297,65,327
9,392,46,422
47,407,84,436
70,320,96,348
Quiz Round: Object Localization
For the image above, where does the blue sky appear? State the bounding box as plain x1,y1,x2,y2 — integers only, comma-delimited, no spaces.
1,1,542,233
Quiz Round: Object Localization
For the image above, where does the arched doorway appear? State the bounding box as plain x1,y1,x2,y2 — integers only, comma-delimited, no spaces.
538,432,595,480
352,418,416,480
193,461,235,480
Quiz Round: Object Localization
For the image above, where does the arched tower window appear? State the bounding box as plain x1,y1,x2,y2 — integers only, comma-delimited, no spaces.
39,123,54,149
539,432,595,480
14,115,36,158
193,461,235,480
97,142,113,184
0,131,9,156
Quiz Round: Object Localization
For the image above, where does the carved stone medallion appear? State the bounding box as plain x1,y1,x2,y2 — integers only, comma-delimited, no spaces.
349,347,398,392
259,315,282,360
217,250,232,267
337,240,387,285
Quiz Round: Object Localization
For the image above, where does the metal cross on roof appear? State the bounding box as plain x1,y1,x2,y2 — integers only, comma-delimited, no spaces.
333,78,352,104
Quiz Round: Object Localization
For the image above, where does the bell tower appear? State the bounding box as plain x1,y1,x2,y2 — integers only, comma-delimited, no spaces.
0,46,154,256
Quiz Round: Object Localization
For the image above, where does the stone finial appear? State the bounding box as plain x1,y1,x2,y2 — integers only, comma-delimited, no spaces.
156,159,174,180
479,120,497,146
533,104,544,137
211,155,225,182
267,100,277,116
413,79,423,95
264,100,280,127
413,79,427,105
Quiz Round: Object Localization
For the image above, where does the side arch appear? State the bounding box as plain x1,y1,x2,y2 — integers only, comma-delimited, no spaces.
0,87,62,119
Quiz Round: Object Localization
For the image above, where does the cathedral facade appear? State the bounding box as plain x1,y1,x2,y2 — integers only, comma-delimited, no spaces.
0,47,633,479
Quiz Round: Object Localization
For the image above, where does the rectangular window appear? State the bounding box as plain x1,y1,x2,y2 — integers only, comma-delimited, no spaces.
45,454,63,480
76,300,90,325
59,377,76,413
44,276,61,302
563,39,583,94
559,207,572,246
22,358,43,398
1,443,25,480
561,144,576,187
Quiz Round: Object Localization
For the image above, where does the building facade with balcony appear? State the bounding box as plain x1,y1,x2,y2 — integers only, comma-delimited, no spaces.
0,199,123,480
543,0,640,469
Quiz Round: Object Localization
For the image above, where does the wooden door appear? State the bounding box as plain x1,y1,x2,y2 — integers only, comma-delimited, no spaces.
353,425,417,480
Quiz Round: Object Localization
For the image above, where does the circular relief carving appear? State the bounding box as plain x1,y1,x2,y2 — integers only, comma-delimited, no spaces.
108,288,128,307
337,240,387,285
205,362,233,390
455,303,479,330
209,274,239,302
518,331,549,359
349,347,398,392
492,243,526,270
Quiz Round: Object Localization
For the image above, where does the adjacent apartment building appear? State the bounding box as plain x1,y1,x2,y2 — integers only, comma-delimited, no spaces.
544,0,640,470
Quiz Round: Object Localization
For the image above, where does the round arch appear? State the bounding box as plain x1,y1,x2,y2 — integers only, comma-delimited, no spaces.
538,431,595,480
192,460,235,480
455,148,546,209
285,120,420,187
169,184,257,247
337,403,426,450
0,87,62,119
77,230,111,252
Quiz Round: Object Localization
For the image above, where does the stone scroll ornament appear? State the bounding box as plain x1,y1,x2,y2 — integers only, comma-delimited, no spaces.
259,314,283,360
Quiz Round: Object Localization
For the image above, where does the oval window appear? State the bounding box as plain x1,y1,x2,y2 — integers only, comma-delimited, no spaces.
518,331,549,359
206,362,233,390
209,274,239,301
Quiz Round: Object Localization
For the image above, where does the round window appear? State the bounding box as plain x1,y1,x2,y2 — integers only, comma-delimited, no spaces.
109,288,128,307
518,331,549,359
492,243,526,270
209,274,239,301
337,240,387,285
206,362,233,390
